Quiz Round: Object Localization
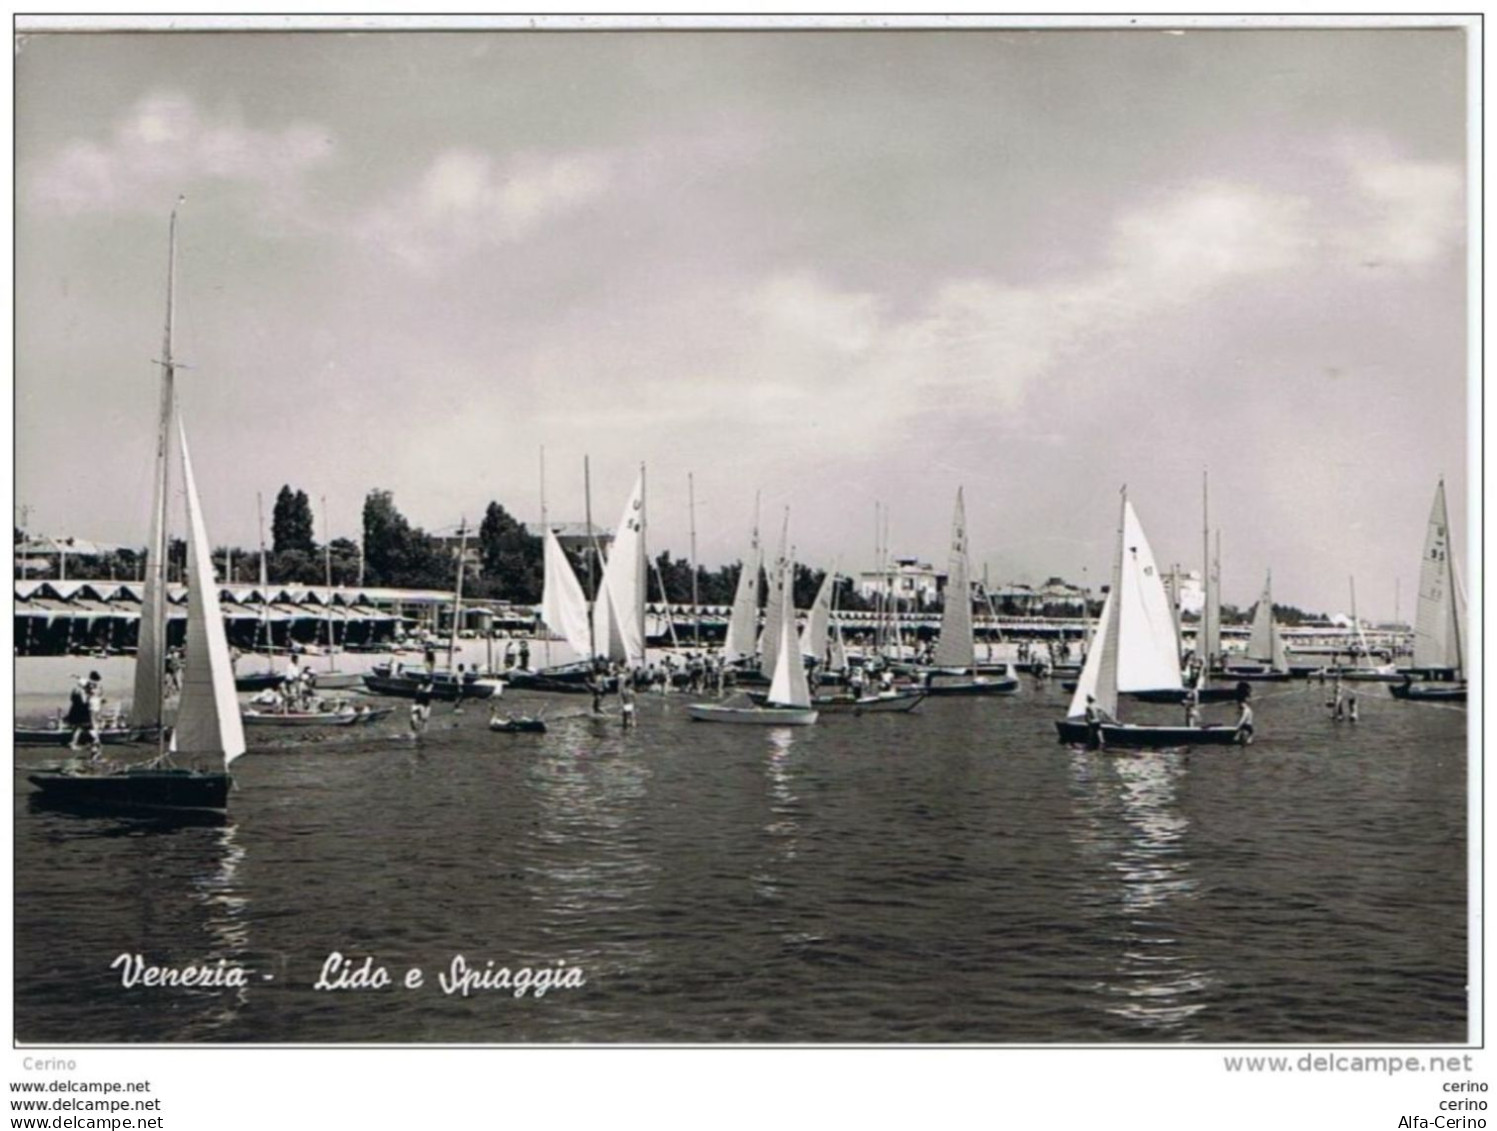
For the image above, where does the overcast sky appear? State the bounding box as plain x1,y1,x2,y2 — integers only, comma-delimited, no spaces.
15,22,1471,617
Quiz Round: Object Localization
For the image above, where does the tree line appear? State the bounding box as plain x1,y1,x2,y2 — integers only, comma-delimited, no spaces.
14,486,1328,622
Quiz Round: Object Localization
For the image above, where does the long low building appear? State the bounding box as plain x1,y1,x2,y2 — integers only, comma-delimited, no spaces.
12,579,536,657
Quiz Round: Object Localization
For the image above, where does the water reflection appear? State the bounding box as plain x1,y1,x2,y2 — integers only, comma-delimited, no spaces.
181,821,252,1037
1069,751,1213,1034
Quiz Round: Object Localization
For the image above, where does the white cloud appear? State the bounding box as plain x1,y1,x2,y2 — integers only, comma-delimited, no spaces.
1337,140,1465,266
26,91,333,216
361,147,612,269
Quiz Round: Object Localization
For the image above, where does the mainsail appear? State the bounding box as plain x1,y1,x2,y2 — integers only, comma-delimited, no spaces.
724,510,762,662
175,421,246,769
1066,495,1182,719
930,488,974,669
1245,568,1281,667
800,569,835,662
759,518,789,680
766,558,812,709
591,472,647,668
540,526,593,658
1413,479,1465,674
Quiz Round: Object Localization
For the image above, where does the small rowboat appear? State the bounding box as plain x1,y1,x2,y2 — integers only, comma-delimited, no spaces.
14,721,143,747
488,715,548,734
241,704,396,728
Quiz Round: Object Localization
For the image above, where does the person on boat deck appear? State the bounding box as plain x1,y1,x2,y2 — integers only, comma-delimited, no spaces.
1235,700,1255,744
65,673,97,752
410,679,434,735
1083,695,1104,749
518,640,530,670
1183,687,1201,728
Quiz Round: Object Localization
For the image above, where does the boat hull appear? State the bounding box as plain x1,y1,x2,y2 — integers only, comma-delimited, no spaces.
1129,685,1251,704
362,669,500,701
1388,682,1467,703
234,671,285,692
241,707,395,727
1054,719,1245,748
489,717,548,733
749,690,926,714
687,704,818,725
27,767,232,814
921,675,1019,696
14,725,143,747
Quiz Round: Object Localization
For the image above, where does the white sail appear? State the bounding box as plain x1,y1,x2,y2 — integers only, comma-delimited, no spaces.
931,487,974,669
1067,588,1115,718
540,526,593,657
591,473,647,668
767,560,812,708
175,421,246,769
724,520,762,662
760,527,788,680
1248,571,1274,661
1116,499,1184,693
1414,480,1464,674
801,570,835,660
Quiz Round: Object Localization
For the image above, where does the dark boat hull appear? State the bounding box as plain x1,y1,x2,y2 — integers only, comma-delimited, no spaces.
27,767,232,814
489,717,548,733
921,675,1019,696
1222,670,1296,683
1129,685,1250,704
1388,682,1467,703
234,671,284,692
749,690,927,713
14,725,143,747
362,669,499,701
1054,719,1245,748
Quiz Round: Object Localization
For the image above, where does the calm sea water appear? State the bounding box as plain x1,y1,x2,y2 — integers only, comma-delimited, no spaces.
13,677,1468,1044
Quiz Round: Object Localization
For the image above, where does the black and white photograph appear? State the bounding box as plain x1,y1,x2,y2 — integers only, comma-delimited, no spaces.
9,12,1479,1127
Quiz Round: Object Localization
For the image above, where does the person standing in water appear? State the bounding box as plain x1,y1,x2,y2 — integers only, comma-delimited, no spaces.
619,680,637,729
410,678,434,737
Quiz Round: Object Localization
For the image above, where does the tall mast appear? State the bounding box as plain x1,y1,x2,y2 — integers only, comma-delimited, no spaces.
688,472,700,646
638,462,648,658
1200,469,1211,683
134,196,184,736
539,445,550,669
584,456,597,661
447,518,468,671
322,494,335,665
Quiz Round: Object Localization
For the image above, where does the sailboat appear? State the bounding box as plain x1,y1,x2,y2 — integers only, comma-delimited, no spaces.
690,550,818,725
234,493,284,693
1055,491,1247,749
911,488,1018,696
1338,576,1401,682
30,437,245,807
363,520,501,701
1226,571,1295,681
1391,479,1466,702
723,501,763,668
31,205,244,814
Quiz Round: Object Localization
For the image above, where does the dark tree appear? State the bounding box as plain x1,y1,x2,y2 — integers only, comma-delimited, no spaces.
271,486,317,555
476,502,542,603
361,489,448,589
